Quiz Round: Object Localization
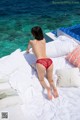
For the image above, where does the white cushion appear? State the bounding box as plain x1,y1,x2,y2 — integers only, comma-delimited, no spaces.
56,68,80,87
0,49,28,74
0,83,11,90
0,95,22,110
0,73,9,83
46,35,78,58
0,88,23,109
0,49,31,74
51,56,74,74
0,49,32,83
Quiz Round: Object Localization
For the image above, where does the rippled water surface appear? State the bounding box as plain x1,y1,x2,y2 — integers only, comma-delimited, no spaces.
0,0,80,57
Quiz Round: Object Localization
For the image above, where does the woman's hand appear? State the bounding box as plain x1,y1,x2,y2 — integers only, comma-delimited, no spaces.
47,87,52,100
26,49,30,53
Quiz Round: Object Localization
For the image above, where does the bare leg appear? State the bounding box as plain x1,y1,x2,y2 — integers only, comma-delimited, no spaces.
36,63,52,100
46,64,59,98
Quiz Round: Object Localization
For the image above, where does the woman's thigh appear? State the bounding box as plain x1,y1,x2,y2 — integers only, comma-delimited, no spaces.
36,63,46,80
46,64,53,80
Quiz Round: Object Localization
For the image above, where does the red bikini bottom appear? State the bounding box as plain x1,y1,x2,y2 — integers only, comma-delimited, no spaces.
36,58,52,70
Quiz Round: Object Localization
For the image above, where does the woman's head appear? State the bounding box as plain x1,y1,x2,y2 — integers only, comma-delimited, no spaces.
31,26,44,40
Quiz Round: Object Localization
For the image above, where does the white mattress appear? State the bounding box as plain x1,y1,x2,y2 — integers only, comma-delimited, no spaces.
8,55,80,120
0,42,80,120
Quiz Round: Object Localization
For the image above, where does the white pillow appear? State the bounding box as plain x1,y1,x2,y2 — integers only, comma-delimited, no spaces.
0,88,23,109
0,88,18,98
0,96,22,110
56,68,80,87
51,56,74,75
0,73,9,83
0,83,11,90
46,35,78,57
0,49,31,75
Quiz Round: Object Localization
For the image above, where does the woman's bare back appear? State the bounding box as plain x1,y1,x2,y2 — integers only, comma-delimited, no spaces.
30,39,47,59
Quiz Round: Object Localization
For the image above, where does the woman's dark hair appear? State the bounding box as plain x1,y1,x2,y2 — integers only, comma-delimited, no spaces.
31,26,44,40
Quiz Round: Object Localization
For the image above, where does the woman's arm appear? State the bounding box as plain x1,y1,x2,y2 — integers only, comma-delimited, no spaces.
26,40,32,53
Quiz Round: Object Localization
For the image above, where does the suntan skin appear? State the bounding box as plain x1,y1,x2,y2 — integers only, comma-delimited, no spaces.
26,38,59,100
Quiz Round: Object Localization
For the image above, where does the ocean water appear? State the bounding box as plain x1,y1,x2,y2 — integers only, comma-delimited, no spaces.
0,0,80,57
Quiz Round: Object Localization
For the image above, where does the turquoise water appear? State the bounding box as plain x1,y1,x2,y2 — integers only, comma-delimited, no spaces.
0,0,80,57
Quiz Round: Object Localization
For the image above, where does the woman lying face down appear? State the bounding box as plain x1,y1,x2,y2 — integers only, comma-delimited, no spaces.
26,26,59,100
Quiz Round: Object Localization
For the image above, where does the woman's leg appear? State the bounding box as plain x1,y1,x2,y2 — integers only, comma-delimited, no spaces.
36,63,52,100
46,64,59,98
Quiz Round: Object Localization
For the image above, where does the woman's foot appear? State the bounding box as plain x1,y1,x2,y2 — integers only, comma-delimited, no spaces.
52,88,59,98
47,88,52,100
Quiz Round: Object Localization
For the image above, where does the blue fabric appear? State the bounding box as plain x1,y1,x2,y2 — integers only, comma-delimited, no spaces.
59,24,80,41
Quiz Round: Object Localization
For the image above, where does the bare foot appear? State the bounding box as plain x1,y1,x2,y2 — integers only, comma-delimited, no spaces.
52,88,59,98
47,88,52,100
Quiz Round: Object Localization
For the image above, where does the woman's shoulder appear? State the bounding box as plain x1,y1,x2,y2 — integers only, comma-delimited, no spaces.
30,40,37,45
29,40,35,44
42,38,46,43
